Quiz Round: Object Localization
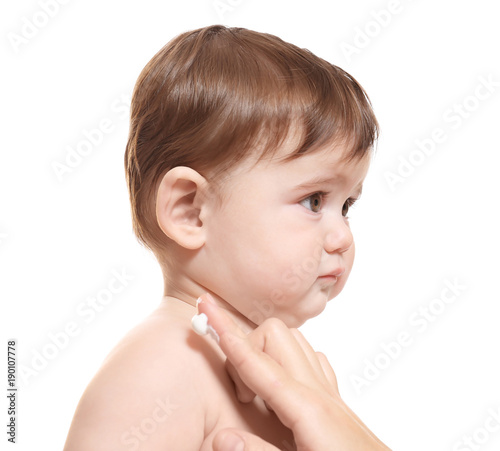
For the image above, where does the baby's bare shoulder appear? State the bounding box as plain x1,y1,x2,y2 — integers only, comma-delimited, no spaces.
64,307,218,451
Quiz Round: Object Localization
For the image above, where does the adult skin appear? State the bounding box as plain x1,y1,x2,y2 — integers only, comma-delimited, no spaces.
197,294,391,451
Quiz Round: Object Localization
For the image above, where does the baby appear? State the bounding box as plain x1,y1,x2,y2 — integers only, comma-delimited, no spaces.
64,25,378,450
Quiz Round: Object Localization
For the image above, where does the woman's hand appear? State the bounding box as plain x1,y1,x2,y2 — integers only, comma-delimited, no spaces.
197,294,391,451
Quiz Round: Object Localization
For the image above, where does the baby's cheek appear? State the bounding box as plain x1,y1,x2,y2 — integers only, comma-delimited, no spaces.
345,243,356,271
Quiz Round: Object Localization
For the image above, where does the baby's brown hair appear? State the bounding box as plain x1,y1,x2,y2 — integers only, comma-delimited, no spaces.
124,25,378,260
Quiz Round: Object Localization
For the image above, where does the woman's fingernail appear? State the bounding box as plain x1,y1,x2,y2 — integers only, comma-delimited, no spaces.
205,292,216,304
221,432,245,451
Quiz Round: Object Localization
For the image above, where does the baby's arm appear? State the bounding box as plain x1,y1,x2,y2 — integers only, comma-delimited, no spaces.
63,315,208,450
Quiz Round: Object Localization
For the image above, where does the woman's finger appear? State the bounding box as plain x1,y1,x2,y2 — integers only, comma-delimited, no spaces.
196,293,248,341
289,328,331,388
250,318,324,388
316,351,339,395
225,359,256,403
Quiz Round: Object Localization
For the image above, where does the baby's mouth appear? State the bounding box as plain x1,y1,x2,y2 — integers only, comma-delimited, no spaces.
317,274,338,285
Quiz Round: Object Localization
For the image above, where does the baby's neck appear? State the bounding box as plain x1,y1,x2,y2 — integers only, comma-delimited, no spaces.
160,294,256,335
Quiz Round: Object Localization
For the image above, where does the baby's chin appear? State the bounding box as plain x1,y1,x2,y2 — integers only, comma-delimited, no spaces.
288,305,328,328
254,295,330,329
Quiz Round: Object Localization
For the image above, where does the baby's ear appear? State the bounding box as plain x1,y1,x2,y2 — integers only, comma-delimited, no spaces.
156,166,208,250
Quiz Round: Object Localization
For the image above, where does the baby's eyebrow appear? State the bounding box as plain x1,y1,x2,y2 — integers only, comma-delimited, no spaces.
292,175,339,191
293,176,364,197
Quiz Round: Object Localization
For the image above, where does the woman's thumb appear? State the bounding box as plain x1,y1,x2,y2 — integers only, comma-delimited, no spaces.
213,428,281,451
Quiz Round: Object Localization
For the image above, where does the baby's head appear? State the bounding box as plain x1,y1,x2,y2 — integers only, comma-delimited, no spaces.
125,25,378,327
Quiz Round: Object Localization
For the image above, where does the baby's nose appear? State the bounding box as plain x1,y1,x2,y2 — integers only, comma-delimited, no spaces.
324,219,353,254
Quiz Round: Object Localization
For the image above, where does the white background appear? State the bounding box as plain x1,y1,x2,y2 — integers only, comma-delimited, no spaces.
1,0,499,450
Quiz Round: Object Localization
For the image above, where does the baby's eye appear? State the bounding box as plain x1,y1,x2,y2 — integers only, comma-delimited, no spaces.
300,193,323,213
342,198,357,217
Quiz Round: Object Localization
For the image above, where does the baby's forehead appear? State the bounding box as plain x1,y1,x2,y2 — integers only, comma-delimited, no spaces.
229,145,370,190
285,148,370,180
267,138,371,173
213,131,372,190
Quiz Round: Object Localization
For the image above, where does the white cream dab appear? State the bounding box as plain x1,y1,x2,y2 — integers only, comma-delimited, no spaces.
191,313,219,343
191,313,209,335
